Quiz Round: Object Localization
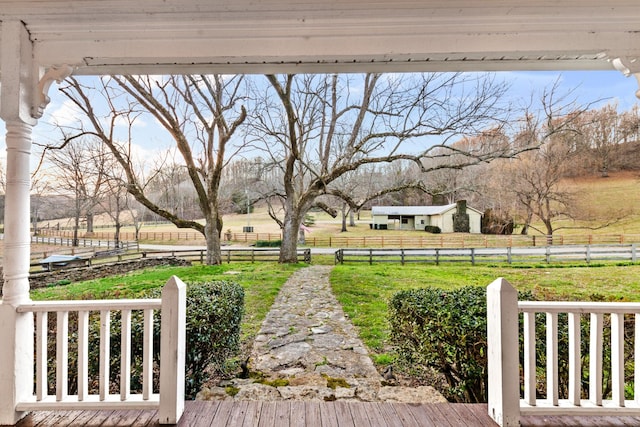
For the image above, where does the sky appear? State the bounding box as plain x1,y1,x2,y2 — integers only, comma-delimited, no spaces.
0,70,638,169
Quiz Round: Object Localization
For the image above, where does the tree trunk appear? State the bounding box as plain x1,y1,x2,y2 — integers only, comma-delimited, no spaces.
279,209,302,263
86,212,94,233
73,214,79,246
114,221,121,245
340,203,347,232
205,218,222,265
349,210,356,227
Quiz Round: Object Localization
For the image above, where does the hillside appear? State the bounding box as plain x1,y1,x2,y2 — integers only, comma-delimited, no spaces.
36,171,640,239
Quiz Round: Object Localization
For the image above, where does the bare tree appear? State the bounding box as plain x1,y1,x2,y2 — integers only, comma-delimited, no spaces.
577,104,640,177
248,73,515,262
43,137,110,245
497,85,626,237
57,75,248,264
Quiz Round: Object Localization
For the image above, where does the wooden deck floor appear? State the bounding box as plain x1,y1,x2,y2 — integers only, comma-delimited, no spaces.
12,401,640,426
14,401,491,427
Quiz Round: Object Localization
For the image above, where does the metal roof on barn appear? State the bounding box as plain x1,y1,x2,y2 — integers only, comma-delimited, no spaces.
372,204,482,216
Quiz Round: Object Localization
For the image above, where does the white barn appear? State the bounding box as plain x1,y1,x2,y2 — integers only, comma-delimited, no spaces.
371,202,483,233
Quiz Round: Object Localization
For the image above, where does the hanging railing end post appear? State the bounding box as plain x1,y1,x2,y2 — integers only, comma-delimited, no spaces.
159,275,187,425
487,277,520,427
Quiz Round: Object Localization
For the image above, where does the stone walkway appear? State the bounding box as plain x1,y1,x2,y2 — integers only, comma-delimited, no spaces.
198,265,446,403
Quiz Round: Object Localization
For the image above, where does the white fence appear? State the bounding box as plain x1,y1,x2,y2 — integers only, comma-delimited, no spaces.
12,276,186,424
487,278,640,426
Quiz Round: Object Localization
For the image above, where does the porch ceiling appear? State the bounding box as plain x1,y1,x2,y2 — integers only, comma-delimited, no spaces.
1,0,640,75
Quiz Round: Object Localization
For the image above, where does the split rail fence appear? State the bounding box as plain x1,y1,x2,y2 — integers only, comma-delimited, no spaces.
334,244,640,265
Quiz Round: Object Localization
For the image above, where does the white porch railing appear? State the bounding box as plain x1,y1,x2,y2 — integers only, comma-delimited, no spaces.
488,277,640,426
13,275,186,424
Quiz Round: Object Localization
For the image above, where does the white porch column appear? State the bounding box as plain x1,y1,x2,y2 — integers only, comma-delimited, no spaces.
0,20,37,425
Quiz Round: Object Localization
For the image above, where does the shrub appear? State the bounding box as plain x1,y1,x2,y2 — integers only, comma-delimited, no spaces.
255,240,281,247
424,225,441,233
147,280,245,398
389,286,487,403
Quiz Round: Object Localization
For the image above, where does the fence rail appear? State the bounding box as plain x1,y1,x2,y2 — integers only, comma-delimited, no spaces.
334,244,640,265
36,228,640,248
28,248,312,273
140,248,311,264
488,278,640,426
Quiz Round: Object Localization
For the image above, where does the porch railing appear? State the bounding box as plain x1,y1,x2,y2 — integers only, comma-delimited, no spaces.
13,276,186,424
487,278,640,427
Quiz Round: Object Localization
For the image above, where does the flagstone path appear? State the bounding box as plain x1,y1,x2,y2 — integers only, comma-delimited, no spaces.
197,265,446,403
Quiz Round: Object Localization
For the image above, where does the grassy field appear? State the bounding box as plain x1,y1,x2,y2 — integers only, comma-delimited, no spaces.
330,262,640,362
36,171,640,244
31,259,640,367
31,262,304,345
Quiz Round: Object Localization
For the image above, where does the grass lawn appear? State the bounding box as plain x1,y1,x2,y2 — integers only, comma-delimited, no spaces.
330,262,640,362
31,262,304,344
30,260,640,368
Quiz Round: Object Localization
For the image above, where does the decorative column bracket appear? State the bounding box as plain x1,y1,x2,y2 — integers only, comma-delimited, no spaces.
610,56,640,99
32,64,74,119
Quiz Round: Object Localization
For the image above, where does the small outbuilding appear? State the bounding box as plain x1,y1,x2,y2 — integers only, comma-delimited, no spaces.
371,201,483,233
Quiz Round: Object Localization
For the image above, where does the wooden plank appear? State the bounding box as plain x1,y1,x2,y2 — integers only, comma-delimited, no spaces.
303,401,322,427
227,400,249,426
403,403,447,426
182,400,217,426
333,401,355,427
62,409,117,426
427,403,464,426
213,401,238,426
257,401,278,427
241,401,263,427
389,403,421,427
98,409,149,426
377,402,406,427
273,401,291,427
289,401,305,427
128,409,158,426
447,404,496,426
319,401,339,427
48,410,84,427
349,402,388,426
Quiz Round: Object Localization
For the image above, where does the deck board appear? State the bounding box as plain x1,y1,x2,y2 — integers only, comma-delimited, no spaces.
289,401,306,427
273,400,290,427
318,400,339,427
377,401,409,427
14,401,640,427
256,401,277,427
303,401,321,427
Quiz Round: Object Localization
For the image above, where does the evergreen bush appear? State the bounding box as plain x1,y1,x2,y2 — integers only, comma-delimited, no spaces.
424,225,441,233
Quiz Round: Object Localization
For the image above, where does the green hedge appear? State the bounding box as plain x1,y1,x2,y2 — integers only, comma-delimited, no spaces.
255,240,281,247
389,286,487,403
424,225,441,233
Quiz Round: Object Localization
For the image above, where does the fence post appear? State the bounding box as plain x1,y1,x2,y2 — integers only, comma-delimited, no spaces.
159,275,186,425
471,248,475,265
487,278,520,427
633,244,637,262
